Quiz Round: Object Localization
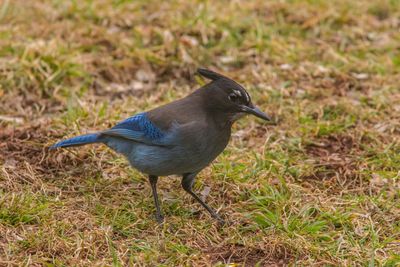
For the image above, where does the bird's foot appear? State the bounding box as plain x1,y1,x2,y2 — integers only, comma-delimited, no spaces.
155,213,164,224
211,213,225,227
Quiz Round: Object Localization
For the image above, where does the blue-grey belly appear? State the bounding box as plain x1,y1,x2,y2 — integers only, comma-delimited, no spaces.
127,144,214,176
103,135,229,176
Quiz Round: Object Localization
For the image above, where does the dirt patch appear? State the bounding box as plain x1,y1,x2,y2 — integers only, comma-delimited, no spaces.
321,72,371,96
302,134,362,189
2,123,71,172
305,134,355,157
277,64,373,101
0,90,65,117
0,123,106,191
205,243,294,266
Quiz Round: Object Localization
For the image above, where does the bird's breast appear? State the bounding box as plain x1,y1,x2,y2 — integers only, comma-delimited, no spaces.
190,126,231,166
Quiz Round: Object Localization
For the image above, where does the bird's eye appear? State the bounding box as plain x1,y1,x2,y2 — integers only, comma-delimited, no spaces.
228,93,239,102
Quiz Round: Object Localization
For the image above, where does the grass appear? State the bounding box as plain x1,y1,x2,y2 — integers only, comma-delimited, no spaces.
1,0,399,265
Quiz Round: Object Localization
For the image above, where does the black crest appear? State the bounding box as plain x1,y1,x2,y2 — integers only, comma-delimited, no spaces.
197,68,251,105
197,68,228,81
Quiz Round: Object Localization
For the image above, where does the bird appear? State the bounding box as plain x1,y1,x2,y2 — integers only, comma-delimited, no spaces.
50,68,271,224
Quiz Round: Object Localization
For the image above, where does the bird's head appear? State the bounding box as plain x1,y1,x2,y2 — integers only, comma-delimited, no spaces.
197,68,272,122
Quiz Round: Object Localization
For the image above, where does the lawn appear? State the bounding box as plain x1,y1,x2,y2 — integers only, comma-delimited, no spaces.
0,0,399,266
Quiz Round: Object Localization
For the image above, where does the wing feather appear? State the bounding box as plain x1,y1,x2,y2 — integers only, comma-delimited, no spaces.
101,113,168,146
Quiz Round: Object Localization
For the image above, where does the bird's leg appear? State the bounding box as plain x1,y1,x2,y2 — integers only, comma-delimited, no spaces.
148,175,164,223
181,173,224,224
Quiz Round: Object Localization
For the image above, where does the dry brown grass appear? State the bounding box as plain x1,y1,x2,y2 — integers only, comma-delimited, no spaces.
1,0,399,266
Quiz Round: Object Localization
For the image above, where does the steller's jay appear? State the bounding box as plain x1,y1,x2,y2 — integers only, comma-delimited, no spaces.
51,68,271,224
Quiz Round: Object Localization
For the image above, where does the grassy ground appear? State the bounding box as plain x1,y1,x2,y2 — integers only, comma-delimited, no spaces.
0,0,399,266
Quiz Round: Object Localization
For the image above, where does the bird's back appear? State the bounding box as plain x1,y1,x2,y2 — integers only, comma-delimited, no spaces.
146,92,206,130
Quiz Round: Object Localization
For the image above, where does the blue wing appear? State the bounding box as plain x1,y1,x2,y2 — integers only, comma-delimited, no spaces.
101,113,167,146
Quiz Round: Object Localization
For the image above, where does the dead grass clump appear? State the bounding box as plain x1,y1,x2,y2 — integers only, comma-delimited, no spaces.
206,242,294,266
0,123,108,192
301,134,364,191
306,134,356,157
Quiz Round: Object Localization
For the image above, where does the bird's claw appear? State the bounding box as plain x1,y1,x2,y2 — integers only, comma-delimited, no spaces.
212,213,225,227
155,214,164,224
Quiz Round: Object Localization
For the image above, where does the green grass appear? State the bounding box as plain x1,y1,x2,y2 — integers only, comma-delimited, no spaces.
1,0,399,265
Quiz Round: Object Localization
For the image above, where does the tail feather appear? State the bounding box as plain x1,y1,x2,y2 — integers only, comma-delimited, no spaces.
50,133,100,149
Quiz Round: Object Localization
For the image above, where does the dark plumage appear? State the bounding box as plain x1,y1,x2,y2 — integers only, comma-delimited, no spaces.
51,68,272,224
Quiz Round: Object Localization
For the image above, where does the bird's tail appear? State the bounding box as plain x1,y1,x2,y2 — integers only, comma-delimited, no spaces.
50,133,101,149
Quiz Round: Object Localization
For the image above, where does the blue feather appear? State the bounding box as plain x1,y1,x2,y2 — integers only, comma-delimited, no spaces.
112,113,164,140
50,133,99,149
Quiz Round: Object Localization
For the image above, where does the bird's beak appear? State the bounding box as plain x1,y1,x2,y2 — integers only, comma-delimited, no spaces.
241,105,272,121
